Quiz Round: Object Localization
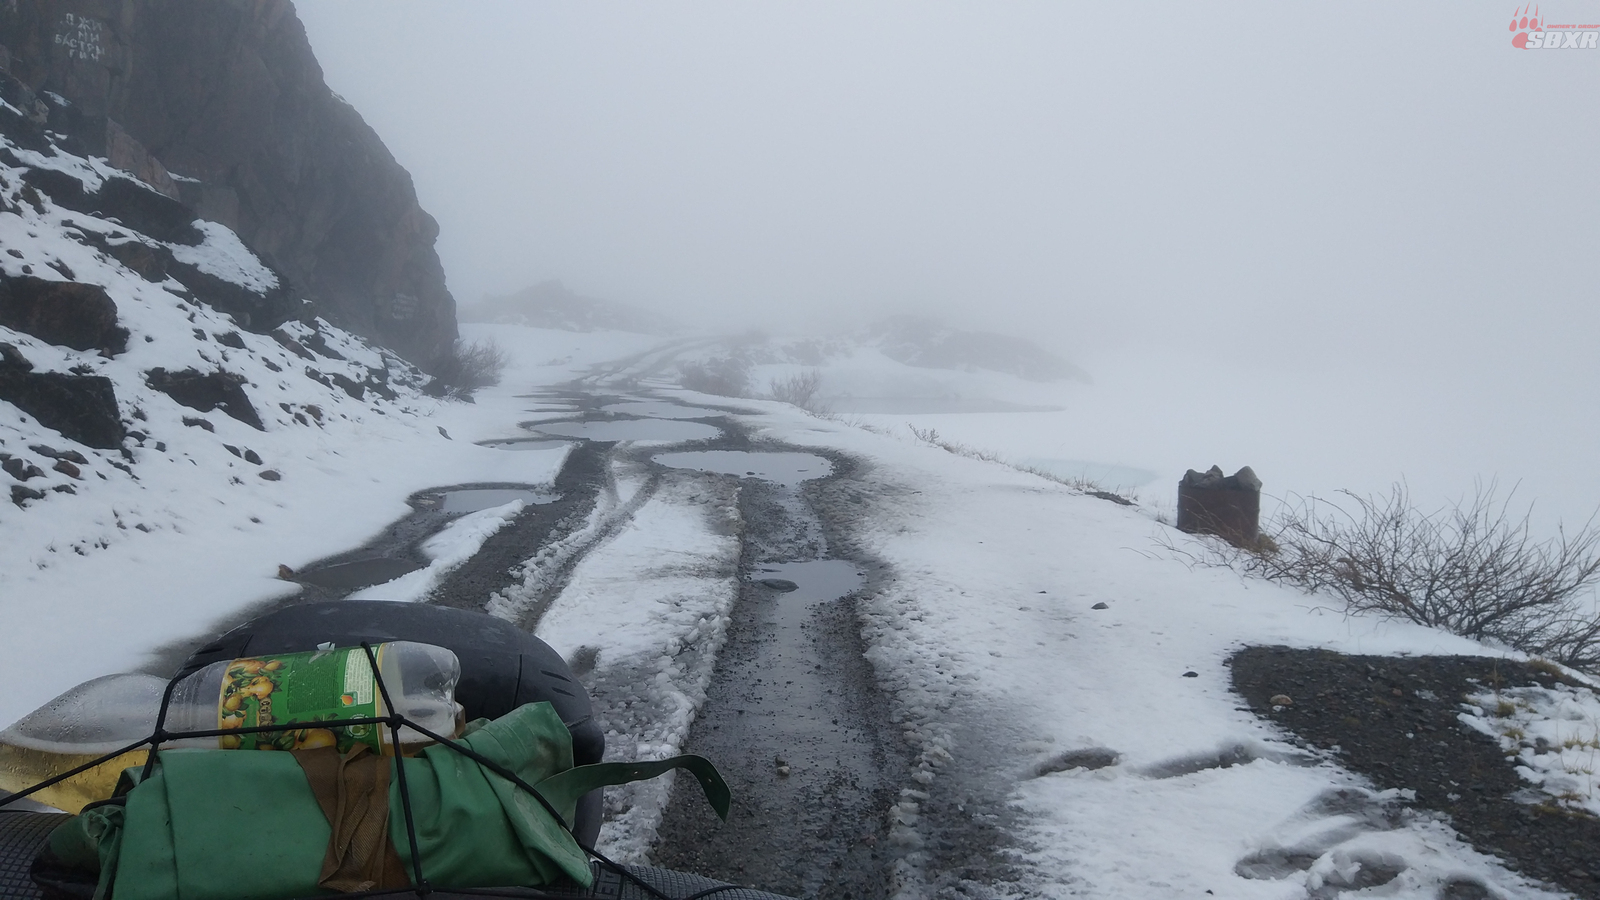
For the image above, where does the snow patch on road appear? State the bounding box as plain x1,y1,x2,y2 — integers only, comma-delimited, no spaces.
345,500,529,602
535,475,741,863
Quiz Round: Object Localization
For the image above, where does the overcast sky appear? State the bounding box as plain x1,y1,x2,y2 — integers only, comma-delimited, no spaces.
295,1,1600,526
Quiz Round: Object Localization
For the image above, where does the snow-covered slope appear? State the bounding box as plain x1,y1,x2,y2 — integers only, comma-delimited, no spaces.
0,118,635,724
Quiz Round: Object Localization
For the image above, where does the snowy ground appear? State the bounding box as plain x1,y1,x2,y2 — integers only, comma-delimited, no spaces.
5,320,1599,898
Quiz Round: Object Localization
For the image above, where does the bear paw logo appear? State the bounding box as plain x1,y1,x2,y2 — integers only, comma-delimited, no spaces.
1510,4,1543,48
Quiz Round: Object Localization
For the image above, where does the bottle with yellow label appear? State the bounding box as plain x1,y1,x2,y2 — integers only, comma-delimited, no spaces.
164,641,462,755
0,642,461,813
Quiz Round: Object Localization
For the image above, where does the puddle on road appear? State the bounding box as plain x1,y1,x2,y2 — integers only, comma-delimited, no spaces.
478,439,571,452
752,560,864,603
602,401,717,419
652,450,832,486
525,419,722,443
432,488,555,514
296,558,421,590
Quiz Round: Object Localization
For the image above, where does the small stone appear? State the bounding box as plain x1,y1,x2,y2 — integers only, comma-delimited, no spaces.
243,449,262,465
1270,694,1293,706
1182,671,1199,678
1091,602,1109,610
437,426,451,439
52,459,81,479
776,765,791,777
182,416,214,432
760,578,799,592
277,564,295,579
258,469,282,481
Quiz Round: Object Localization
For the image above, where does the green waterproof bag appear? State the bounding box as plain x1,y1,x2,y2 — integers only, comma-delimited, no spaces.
48,702,729,900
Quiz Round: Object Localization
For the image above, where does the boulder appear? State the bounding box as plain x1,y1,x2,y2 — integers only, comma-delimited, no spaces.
0,357,125,450
144,367,264,430
0,274,128,355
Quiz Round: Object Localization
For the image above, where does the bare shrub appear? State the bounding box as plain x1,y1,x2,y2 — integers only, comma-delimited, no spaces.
431,338,509,398
678,356,750,397
769,368,826,412
1175,483,1600,671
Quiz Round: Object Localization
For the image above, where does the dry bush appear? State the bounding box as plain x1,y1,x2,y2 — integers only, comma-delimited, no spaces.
678,356,750,397
769,368,826,412
430,338,509,398
1175,483,1600,671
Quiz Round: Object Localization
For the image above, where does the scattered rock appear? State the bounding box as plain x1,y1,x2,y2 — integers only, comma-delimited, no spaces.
258,469,281,481
1182,671,1199,678
51,459,82,479
759,578,800,592
29,445,88,465
10,484,45,505
0,275,129,355
182,416,215,432
437,426,451,439
1270,694,1293,706
1091,601,1109,610
242,449,262,465
2,456,44,481
277,564,295,579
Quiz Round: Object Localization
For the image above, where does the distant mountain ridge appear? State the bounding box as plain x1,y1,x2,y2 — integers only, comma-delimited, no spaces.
462,280,677,335
861,315,1088,383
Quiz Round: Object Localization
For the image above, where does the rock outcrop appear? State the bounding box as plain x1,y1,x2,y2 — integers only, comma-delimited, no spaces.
0,0,457,367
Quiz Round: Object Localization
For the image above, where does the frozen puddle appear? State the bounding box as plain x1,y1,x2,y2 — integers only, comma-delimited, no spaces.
434,487,555,514
602,401,717,419
525,419,722,443
752,560,864,602
479,438,570,452
652,450,832,486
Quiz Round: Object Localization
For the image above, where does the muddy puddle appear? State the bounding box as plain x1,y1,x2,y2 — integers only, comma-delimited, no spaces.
751,559,864,601
652,450,831,486
430,487,556,514
294,485,557,592
295,557,421,590
524,419,722,443
601,401,717,419
478,438,571,452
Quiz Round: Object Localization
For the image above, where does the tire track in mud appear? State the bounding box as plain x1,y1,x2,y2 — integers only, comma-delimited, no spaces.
647,444,904,900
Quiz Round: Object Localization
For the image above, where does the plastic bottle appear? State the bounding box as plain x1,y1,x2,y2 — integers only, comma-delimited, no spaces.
0,673,164,813
165,641,462,755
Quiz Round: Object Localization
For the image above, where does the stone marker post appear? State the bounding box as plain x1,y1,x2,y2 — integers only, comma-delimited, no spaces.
1176,465,1262,547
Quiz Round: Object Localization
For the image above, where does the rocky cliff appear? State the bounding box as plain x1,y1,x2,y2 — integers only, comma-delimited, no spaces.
0,0,456,367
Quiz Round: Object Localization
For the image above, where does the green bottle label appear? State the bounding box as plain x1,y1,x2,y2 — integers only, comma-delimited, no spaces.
216,646,385,753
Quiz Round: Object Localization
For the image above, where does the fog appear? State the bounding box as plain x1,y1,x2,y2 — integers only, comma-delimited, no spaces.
296,2,1600,530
